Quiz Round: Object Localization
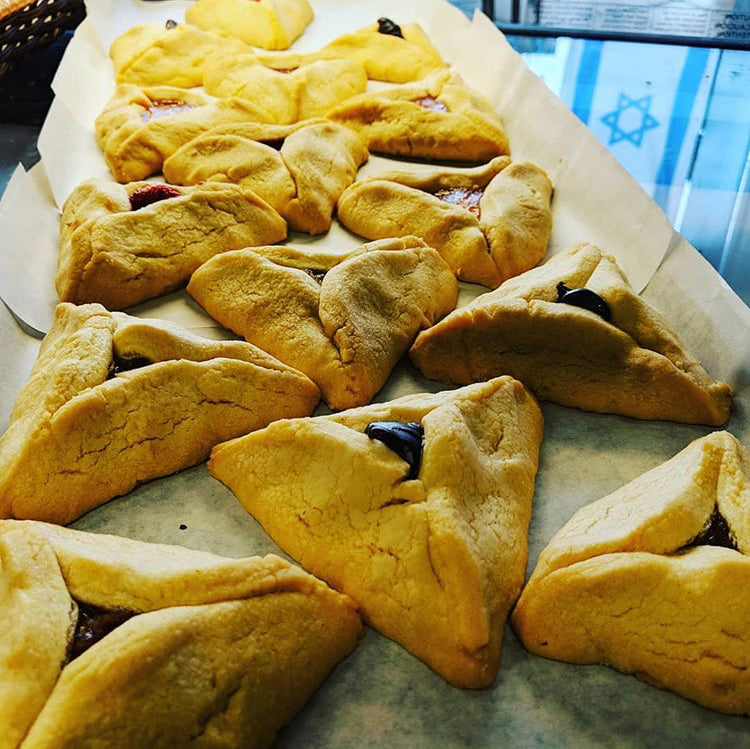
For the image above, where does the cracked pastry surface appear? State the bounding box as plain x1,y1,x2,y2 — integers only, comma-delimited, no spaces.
410,243,732,425
185,0,313,49
164,120,368,235
513,430,750,715
187,237,458,410
209,376,543,688
110,22,252,88
1,520,360,748
0,303,319,524
327,70,509,162
203,54,367,122
95,84,282,182
57,178,286,309
338,157,552,287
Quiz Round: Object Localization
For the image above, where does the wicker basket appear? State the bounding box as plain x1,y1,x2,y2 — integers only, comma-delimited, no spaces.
0,0,85,77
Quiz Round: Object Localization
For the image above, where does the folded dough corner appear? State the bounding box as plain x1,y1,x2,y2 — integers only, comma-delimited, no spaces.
187,237,458,410
1,520,360,749
410,242,732,425
337,157,552,287
56,178,286,310
209,377,544,688
327,70,509,162
164,120,368,235
513,430,750,715
0,303,320,524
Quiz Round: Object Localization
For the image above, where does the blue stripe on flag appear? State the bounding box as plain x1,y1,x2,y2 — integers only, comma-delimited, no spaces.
572,41,603,125
655,47,710,187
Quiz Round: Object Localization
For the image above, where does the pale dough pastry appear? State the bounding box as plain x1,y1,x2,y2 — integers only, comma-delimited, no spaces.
513,430,750,714
186,0,313,50
338,157,552,287
110,22,251,88
327,70,509,162
1,520,360,748
95,84,280,182
57,178,286,309
410,243,733,425
0,303,320,524
164,120,368,235
203,54,367,121
209,377,543,688
187,237,458,410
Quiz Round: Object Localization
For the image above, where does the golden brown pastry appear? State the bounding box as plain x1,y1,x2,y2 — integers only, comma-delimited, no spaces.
327,70,509,162
57,178,286,309
203,53,367,121
2,520,360,748
411,243,732,425
338,157,552,287
164,120,368,235
209,376,543,688
185,0,313,49
513,430,750,715
187,238,458,410
95,84,279,182
312,17,445,82
109,22,251,88
0,303,319,524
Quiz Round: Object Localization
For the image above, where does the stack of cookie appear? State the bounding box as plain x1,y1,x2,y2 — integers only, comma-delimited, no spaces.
1,1,746,746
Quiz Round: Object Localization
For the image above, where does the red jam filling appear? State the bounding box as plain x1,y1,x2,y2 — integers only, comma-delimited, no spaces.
433,187,483,217
141,99,196,122
129,184,182,211
415,96,448,112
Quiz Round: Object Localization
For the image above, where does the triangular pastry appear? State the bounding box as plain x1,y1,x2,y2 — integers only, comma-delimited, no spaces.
2,520,360,748
0,303,319,524
513,430,750,714
95,84,281,182
57,178,286,309
186,0,313,50
327,70,509,162
410,243,732,425
312,17,445,82
110,22,251,88
164,120,368,235
187,238,458,410
338,157,552,287
202,54,367,121
209,377,544,688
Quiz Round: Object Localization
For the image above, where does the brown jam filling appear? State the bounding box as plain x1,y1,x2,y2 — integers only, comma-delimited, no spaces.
305,268,326,284
141,99,196,122
108,355,153,378
70,600,136,660
272,67,298,74
261,138,285,151
682,510,738,552
129,184,181,211
433,187,483,217
415,96,448,112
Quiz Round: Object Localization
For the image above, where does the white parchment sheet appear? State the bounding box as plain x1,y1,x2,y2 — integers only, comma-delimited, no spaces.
0,0,749,745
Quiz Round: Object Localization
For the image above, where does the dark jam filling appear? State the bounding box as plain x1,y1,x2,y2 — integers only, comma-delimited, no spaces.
108,355,153,378
305,268,327,284
555,282,612,322
272,67,298,74
415,96,448,112
365,421,424,480
129,184,182,211
70,600,136,660
682,510,739,552
165,19,178,29
433,187,483,217
377,17,403,37
141,99,196,122
261,138,286,151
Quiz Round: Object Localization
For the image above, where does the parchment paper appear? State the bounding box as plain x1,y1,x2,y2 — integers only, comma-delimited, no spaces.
0,0,749,745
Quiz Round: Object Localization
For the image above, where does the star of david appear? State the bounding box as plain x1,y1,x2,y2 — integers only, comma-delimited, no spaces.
600,93,659,147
